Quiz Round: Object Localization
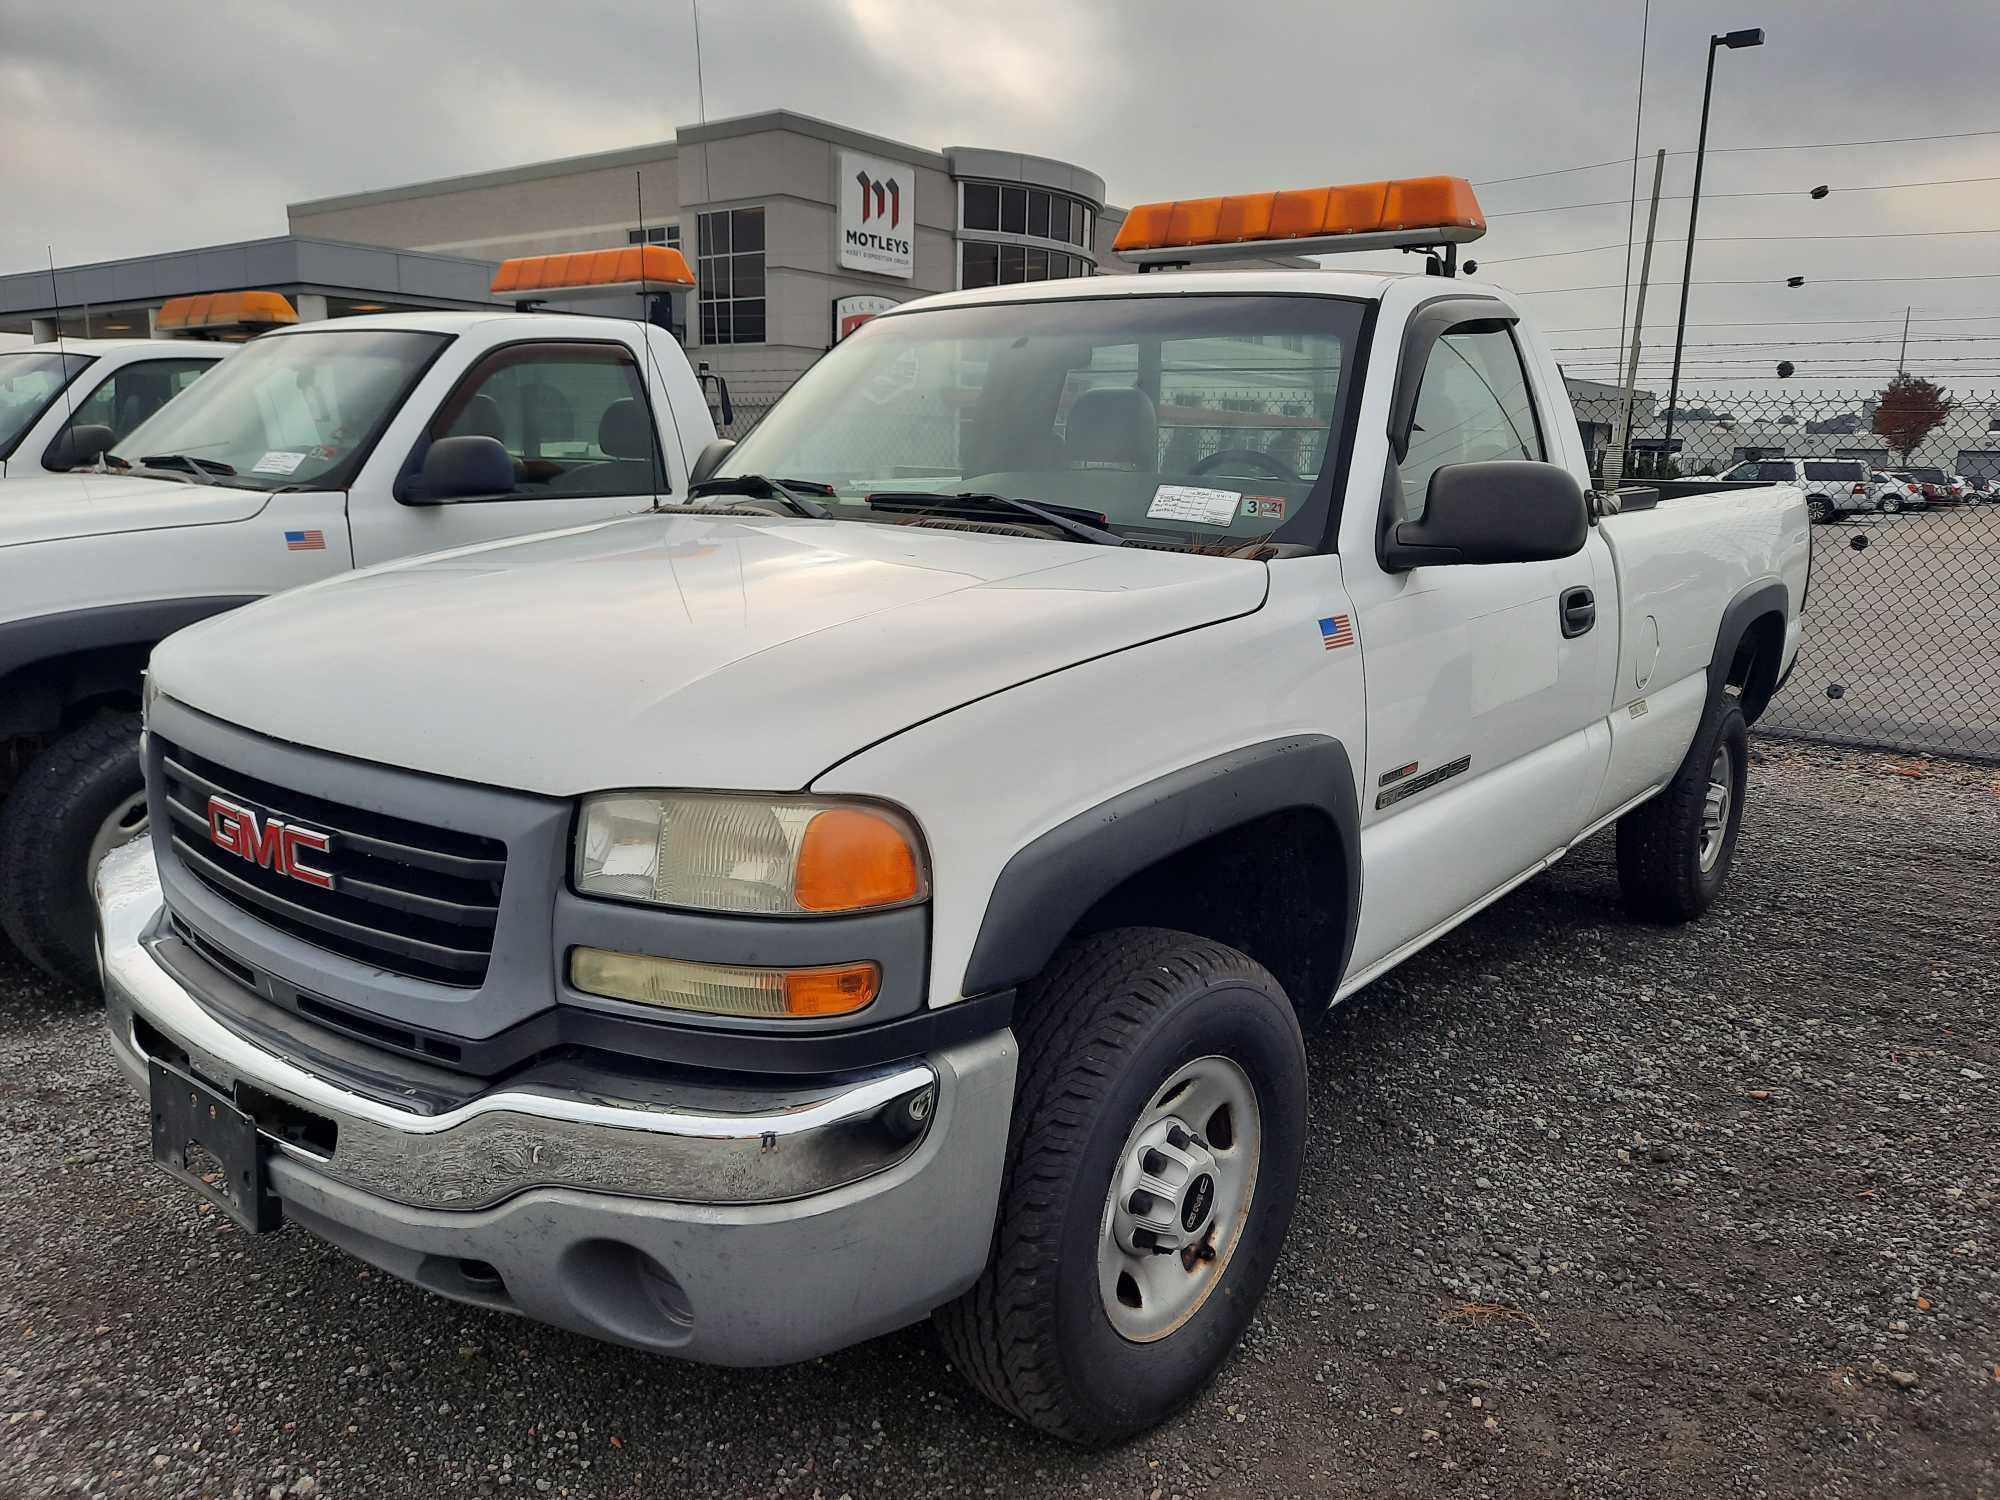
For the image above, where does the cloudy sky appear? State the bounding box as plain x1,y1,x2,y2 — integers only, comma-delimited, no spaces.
5,0,1997,390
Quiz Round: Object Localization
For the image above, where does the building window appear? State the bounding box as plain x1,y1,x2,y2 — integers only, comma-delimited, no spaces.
959,183,1094,248
627,224,682,248
961,242,1091,289
697,207,766,345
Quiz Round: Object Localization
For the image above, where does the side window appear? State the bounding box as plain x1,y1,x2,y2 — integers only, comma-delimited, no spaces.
61,358,216,446
1755,461,1797,483
1394,326,1543,522
1803,460,1853,483
428,343,665,500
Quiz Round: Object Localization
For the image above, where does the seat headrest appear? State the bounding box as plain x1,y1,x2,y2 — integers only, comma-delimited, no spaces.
1066,386,1158,470
598,398,651,460
456,393,508,442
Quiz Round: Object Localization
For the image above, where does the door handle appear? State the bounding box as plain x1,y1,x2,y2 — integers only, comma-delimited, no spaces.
1560,586,1596,638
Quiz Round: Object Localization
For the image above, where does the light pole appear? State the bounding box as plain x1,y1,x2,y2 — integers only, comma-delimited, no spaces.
1662,26,1764,467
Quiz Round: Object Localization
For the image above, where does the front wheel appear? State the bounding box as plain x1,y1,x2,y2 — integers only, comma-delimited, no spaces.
1805,495,1833,524
0,711,147,990
1877,494,1902,515
1615,695,1748,922
935,928,1307,1446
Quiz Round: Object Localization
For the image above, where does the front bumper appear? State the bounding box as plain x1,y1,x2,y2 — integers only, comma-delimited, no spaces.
99,840,1017,1365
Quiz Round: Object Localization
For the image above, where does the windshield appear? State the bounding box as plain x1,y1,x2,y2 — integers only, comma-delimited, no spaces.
111,328,449,489
0,349,94,459
712,293,1364,552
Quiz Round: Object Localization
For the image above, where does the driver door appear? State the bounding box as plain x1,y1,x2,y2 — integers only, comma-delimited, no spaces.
1342,317,1614,977
350,339,669,568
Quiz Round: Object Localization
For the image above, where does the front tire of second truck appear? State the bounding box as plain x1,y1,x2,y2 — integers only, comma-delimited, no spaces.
935,928,1306,1445
0,711,147,990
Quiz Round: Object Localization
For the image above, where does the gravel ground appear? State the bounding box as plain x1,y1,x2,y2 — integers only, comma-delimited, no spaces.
2,741,1995,1500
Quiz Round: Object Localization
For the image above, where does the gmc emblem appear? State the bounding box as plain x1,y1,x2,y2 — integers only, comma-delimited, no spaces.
206,795,335,890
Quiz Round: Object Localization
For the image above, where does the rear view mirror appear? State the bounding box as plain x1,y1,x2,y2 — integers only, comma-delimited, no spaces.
408,435,513,503
43,423,116,472
1383,460,1588,569
689,438,736,486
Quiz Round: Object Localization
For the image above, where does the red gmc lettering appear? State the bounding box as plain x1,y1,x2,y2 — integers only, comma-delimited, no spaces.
206,795,335,889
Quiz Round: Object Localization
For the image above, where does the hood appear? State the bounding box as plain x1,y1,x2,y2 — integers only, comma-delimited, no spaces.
153,514,1268,795
0,472,273,548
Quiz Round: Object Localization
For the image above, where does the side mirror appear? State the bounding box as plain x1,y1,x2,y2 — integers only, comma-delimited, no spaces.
407,435,514,503
43,423,117,472
688,437,736,486
699,366,735,428
1383,460,1588,570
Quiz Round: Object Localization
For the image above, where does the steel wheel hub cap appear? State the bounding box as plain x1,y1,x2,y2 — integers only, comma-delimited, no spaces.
1098,1054,1262,1343
1699,745,1732,872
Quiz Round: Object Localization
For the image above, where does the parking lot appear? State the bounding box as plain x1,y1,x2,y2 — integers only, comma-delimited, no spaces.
2,740,1993,1499
1755,505,1999,761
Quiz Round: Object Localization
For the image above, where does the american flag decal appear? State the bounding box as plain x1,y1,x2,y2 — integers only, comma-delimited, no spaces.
285,529,325,552
1318,614,1354,651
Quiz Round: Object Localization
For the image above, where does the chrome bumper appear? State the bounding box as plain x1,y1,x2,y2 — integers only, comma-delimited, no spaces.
97,840,941,1211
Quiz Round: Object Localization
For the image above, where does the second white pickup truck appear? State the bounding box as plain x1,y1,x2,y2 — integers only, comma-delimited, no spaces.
3,291,719,986
99,177,1807,1445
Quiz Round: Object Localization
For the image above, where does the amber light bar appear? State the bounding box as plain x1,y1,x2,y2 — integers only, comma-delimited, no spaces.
156,291,298,334
1113,176,1485,266
491,245,696,300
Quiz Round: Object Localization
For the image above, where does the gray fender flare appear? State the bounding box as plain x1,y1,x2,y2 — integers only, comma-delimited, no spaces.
0,596,258,738
1708,579,1790,723
960,735,1361,998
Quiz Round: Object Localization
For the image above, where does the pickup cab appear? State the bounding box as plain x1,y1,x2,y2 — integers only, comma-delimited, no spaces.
0,338,229,478
97,177,1807,1445
3,297,717,986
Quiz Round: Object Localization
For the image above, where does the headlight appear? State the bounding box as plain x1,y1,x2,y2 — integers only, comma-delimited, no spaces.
573,793,928,915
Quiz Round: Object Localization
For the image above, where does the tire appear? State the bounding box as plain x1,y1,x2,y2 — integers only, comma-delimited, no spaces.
1615,694,1748,923
1804,495,1832,524
1877,494,1901,515
0,712,147,990
934,927,1307,1446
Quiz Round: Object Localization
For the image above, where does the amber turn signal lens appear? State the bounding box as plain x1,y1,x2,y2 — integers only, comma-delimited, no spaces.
783,962,883,1017
793,807,923,912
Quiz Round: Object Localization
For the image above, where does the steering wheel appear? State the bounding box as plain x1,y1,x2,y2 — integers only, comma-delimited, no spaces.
1191,447,1296,480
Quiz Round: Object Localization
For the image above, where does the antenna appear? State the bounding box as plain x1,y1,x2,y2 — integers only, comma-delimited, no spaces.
690,0,707,124
634,169,664,510
45,247,89,471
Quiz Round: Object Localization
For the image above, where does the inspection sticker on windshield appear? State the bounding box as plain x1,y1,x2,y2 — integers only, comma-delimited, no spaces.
1147,484,1241,527
251,450,307,475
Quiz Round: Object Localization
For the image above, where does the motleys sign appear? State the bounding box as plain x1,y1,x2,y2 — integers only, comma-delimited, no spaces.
839,151,915,279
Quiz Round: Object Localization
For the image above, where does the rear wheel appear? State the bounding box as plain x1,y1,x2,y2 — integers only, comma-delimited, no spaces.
1877,493,1901,515
1615,695,1748,922
0,712,147,990
1804,495,1833,524
935,928,1306,1446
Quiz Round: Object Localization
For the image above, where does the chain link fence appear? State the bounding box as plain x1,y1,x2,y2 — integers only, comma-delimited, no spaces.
1573,383,2000,761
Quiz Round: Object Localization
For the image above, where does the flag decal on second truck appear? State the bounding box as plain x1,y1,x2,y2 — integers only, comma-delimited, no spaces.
284,530,325,552
1319,614,1354,650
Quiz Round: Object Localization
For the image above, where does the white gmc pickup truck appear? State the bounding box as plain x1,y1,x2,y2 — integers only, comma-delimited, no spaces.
97,179,1807,1446
3,304,718,987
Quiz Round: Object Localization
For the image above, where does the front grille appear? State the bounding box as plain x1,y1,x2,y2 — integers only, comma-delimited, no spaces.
156,737,507,986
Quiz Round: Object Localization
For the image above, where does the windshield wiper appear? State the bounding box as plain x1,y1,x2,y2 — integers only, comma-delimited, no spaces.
864,491,1124,546
685,474,833,518
138,453,237,482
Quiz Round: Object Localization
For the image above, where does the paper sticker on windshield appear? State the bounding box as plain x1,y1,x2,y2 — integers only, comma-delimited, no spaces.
1147,484,1240,527
252,451,307,475
1242,494,1287,520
